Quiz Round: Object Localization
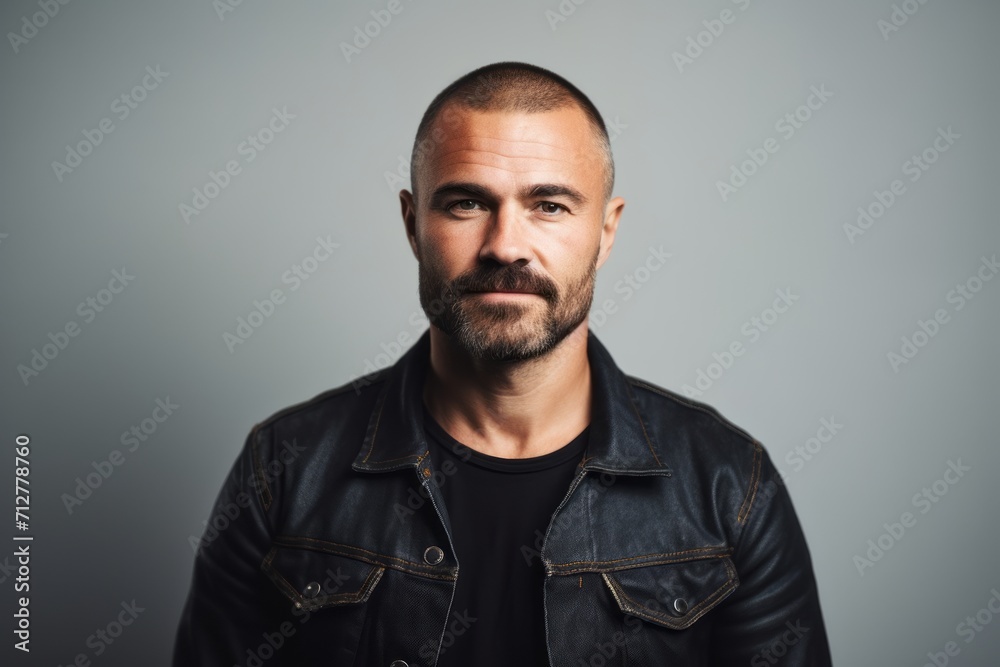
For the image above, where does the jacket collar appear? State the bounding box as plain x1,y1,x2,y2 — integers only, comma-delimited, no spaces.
351,328,671,477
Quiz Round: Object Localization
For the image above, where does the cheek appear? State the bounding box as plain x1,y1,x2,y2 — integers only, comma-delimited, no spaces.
420,223,484,267
539,229,600,271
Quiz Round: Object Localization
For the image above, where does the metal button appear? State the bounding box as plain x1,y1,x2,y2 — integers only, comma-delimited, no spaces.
673,597,688,614
303,581,321,599
389,661,409,667
423,545,444,565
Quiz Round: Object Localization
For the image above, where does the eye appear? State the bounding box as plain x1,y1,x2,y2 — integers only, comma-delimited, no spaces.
537,202,567,215
448,199,483,213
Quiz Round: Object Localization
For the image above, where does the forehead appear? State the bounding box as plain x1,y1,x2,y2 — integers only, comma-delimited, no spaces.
420,104,601,192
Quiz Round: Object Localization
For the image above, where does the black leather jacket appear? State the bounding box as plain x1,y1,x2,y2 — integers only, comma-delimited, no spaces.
174,328,832,666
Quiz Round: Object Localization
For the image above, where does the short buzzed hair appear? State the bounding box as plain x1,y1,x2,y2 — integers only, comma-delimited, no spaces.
409,61,615,206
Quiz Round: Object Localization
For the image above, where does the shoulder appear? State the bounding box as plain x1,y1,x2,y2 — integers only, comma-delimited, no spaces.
623,374,768,527
623,373,757,450
242,368,390,509
255,367,388,439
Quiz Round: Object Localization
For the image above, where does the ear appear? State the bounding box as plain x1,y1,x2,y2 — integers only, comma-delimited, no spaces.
399,189,420,260
596,195,625,270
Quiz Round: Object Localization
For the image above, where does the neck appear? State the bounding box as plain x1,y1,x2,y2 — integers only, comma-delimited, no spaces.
422,321,592,459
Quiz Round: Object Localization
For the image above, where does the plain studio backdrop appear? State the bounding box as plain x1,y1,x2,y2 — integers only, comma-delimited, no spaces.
1,0,998,664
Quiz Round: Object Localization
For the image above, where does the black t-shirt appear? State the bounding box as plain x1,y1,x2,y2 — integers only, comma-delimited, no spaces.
422,404,589,667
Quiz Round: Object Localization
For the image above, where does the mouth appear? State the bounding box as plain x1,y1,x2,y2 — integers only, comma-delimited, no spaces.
466,289,542,298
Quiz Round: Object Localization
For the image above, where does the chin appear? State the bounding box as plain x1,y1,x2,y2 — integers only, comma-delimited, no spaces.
467,342,551,363
459,324,559,363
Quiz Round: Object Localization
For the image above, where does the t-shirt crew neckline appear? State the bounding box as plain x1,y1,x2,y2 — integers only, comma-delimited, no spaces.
421,404,589,474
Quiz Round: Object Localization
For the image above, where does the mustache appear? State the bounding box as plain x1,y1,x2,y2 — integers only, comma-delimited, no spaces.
451,264,558,300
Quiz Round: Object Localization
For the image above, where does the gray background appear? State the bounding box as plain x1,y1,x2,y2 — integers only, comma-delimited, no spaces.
2,0,998,664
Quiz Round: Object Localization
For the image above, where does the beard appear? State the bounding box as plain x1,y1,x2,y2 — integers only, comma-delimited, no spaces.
417,246,599,363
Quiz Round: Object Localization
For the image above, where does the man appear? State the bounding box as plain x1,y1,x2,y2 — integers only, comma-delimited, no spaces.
174,62,832,666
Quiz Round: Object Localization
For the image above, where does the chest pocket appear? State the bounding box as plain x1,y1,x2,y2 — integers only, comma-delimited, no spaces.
260,537,459,666
261,543,385,612
601,555,738,630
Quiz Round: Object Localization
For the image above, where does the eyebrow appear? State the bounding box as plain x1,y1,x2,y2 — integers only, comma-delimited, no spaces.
428,181,589,208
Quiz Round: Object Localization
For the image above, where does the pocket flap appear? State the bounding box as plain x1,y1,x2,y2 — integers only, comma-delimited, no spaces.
601,556,738,630
262,544,385,612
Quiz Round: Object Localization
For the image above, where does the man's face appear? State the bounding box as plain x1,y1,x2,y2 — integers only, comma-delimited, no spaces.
400,103,623,363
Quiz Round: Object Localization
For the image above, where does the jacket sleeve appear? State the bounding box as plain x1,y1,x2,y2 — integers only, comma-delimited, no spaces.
709,441,833,666
173,422,289,666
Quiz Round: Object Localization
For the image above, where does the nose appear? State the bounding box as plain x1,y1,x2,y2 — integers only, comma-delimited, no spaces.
478,203,532,266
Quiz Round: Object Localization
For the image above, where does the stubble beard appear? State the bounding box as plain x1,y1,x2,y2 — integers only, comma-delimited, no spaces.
418,247,599,363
